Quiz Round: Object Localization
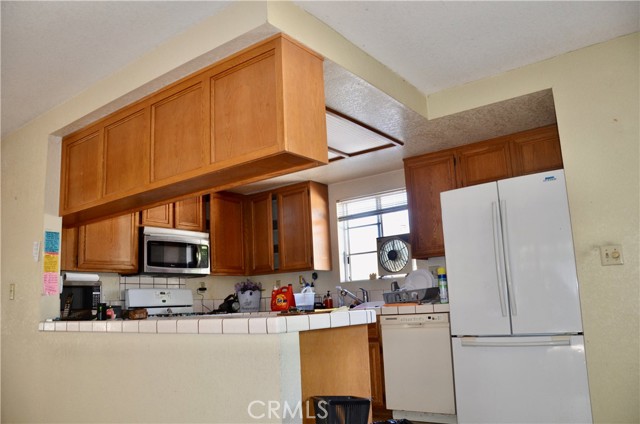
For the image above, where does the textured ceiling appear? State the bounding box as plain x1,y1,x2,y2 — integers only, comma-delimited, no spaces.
1,1,232,137
295,1,639,94
1,1,638,192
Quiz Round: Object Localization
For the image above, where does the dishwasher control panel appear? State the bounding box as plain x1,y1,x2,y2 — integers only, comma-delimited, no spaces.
380,313,449,325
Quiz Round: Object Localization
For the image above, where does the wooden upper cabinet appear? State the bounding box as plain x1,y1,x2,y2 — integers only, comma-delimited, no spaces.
212,52,278,163
140,196,204,231
509,124,562,176
60,227,78,271
150,79,209,183
210,192,246,275
404,152,457,258
211,35,327,167
277,181,331,272
140,204,173,228
404,124,563,259
76,213,138,273
456,138,512,186
60,34,327,227
174,197,204,231
61,129,103,211
277,184,312,271
103,108,150,197
246,192,275,275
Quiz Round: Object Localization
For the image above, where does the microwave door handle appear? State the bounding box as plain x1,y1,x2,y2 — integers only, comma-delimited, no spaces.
195,248,201,266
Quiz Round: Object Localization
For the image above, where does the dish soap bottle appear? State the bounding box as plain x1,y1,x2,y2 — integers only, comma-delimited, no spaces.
323,291,333,309
437,267,449,304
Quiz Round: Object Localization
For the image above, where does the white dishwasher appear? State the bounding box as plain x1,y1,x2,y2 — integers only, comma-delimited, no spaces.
380,313,457,423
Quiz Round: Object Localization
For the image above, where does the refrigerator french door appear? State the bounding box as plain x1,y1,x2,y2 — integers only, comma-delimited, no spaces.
441,169,592,423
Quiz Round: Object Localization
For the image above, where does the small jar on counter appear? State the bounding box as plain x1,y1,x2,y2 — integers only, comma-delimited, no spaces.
96,303,107,320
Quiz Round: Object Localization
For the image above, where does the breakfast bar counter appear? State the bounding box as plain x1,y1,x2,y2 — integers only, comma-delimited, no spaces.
37,309,375,424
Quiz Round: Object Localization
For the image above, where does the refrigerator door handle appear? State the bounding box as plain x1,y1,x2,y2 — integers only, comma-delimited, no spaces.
492,201,508,317
460,336,572,348
500,199,518,316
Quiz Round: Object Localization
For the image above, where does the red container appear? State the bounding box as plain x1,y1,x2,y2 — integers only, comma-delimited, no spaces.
271,284,296,311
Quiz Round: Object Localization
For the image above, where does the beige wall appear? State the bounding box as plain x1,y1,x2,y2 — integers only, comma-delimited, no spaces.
426,33,640,423
1,0,637,421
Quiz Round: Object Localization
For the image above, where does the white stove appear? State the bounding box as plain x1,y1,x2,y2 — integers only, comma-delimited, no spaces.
125,288,195,316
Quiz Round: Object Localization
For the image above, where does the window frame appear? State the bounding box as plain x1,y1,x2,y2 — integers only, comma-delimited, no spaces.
337,189,409,282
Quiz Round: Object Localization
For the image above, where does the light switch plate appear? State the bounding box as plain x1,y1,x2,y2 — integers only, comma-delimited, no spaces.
32,241,40,262
600,245,624,266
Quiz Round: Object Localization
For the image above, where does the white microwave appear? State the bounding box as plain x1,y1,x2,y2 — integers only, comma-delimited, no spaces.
140,226,210,276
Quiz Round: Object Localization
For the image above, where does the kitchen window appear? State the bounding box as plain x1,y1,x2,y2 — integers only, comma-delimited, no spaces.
337,189,410,282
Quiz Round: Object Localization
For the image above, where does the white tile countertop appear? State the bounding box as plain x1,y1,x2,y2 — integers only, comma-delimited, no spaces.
380,302,450,315
38,309,377,335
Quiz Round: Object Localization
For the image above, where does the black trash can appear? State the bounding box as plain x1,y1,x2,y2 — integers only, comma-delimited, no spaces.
312,396,370,424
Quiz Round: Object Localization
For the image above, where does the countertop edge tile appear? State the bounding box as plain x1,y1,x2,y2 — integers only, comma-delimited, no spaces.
434,303,450,312
138,320,158,334
329,311,350,328
66,321,80,332
248,317,268,334
266,317,287,334
308,313,331,330
79,322,93,332
106,321,123,333
122,321,140,333
348,310,368,325
284,315,310,333
415,304,435,314
222,318,250,334
198,318,223,334
157,319,178,334
38,311,379,335
177,319,199,334
381,306,398,315
92,322,108,332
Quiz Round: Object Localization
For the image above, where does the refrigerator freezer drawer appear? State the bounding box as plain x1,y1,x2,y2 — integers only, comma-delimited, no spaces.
452,335,592,423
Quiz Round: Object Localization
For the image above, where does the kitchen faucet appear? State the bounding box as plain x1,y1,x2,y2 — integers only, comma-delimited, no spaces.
359,288,369,303
336,286,369,306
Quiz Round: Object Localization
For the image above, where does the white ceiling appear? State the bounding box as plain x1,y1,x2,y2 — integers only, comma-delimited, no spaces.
1,1,638,190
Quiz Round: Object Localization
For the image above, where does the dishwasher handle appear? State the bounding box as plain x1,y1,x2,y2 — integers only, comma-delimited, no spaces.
381,322,450,330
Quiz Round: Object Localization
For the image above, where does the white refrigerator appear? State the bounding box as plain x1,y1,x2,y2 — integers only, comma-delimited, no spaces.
441,169,592,423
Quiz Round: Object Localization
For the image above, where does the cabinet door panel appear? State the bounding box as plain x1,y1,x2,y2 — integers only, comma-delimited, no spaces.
151,82,207,182
175,197,204,231
457,139,512,187
62,131,103,210
104,109,149,196
210,193,245,275
60,227,78,271
77,213,138,273
212,52,278,163
510,125,563,176
404,153,456,258
141,204,173,228
248,193,274,274
369,340,386,411
278,186,312,271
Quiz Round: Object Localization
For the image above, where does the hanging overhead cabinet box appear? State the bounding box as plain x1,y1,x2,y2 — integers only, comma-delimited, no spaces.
60,34,328,227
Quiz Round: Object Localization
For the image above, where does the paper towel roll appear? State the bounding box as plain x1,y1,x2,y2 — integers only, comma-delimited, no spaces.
62,272,100,282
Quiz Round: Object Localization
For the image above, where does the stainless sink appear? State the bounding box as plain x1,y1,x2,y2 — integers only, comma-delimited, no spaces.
351,301,385,310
